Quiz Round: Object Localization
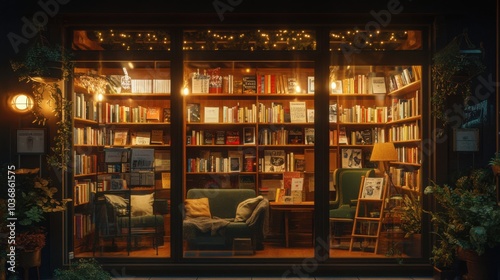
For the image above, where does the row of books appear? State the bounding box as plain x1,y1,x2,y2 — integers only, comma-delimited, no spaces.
331,74,387,95
390,94,420,122
386,66,420,92
186,150,252,173
389,167,421,191
103,103,168,123
128,79,171,94
258,127,314,145
74,179,97,205
74,153,98,176
336,127,387,145
388,123,420,142
74,214,92,239
107,128,168,146
186,104,259,124
187,130,241,145
338,104,389,123
395,146,421,164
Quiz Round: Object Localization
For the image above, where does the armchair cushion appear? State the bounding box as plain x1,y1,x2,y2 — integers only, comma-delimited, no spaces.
185,197,211,218
130,193,154,217
234,195,263,222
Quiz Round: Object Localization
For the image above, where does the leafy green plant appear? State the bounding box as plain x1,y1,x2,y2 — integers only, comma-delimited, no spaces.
400,193,422,238
10,40,73,83
431,32,486,125
53,258,112,280
424,168,500,260
488,152,500,166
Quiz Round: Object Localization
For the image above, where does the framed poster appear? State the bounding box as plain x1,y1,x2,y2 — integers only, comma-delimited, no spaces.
453,128,479,151
341,148,362,168
17,129,45,154
361,177,384,199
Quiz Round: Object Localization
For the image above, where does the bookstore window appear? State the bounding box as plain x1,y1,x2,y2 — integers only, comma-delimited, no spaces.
327,27,424,258
182,59,316,258
72,60,171,258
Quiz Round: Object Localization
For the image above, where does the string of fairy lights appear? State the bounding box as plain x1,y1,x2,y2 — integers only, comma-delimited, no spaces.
84,29,410,51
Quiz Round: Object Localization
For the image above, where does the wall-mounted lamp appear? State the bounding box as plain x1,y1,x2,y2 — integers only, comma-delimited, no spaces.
9,93,34,113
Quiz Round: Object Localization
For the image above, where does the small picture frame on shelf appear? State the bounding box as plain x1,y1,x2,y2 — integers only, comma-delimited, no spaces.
341,148,362,168
243,127,256,145
307,76,314,94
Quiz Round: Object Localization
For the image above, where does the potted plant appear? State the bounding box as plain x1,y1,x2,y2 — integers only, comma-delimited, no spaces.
488,152,500,175
424,167,500,280
10,33,73,84
53,258,112,280
400,192,422,257
0,167,71,278
431,31,486,126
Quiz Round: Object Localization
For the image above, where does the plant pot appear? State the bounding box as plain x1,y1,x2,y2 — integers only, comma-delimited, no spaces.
457,247,492,280
404,233,422,257
491,165,500,176
18,248,42,268
433,266,457,280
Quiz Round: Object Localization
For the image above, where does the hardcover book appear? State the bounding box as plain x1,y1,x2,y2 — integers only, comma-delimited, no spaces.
186,103,201,123
242,75,257,94
161,172,171,189
146,107,161,121
289,101,307,123
225,130,240,145
204,130,214,145
215,131,226,145
288,128,303,144
204,106,220,123
150,129,163,144
305,128,315,145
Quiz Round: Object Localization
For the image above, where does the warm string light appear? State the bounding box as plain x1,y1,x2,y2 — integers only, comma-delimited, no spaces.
88,29,410,51
329,30,410,51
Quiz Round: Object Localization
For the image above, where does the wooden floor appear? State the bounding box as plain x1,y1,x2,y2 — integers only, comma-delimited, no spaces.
76,239,410,259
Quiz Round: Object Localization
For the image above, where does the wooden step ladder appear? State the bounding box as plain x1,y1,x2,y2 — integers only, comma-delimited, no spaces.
349,175,388,253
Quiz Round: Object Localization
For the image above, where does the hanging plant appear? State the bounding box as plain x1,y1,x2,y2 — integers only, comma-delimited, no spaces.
431,31,486,125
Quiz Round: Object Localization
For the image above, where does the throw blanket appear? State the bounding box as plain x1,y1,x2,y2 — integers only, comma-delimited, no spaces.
183,216,232,239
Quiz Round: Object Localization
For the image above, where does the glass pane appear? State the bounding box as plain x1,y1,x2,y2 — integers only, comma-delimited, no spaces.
182,60,315,258
328,63,423,259
183,29,316,51
330,30,422,51
72,61,171,258
73,30,171,51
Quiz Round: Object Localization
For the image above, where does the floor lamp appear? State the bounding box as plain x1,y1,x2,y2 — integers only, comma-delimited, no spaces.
370,142,403,232
370,142,400,199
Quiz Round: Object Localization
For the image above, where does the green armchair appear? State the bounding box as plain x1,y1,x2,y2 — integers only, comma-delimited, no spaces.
329,168,375,219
